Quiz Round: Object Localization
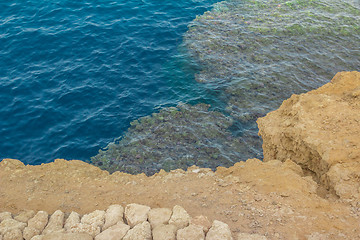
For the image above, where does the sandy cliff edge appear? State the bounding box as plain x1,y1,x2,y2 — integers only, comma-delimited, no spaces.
1,71,360,239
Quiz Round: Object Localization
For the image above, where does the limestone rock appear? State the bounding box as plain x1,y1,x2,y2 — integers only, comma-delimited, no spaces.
168,205,190,230
81,210,105,230
64,212,80,232
148,208,172,229
123,221,152,240
30,236,43,240
0,219,27,235
177,224,205,240
14,210,35,223
237,233,267,240
3,228,23,240
205,220,233,240
152,224,177,240
103,204,124,230
190,216,212,233
0,212,12,222
42,210,64,234
23,227,41,240
42,232,93,240
124,203,150,228
68,223,100,237
27,211,49,232
258,71,360,199
95,222,130,240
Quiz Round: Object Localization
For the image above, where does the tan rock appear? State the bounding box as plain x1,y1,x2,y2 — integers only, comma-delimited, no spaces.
68,223,100,237
258,71,360,199
123,221,152,240
27,211,48,232
152,224,177,240
64,212,80,232
237,233,267,240
14,210,35,223
190,216,211,233
3,228,23,240
177,224,205,240
23,227,41,240
81,210,105,230
42,232,93,240
124,203,150,228
95,222,130,240
205,220,233,240
0,219,27,235
0,212,12,222
30,236,43,240
103,204,124,230
148,208,172,229
168,205,190,230
42,210,64,234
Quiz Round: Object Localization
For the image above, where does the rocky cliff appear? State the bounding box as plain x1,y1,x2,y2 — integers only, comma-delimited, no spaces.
1,72,360,239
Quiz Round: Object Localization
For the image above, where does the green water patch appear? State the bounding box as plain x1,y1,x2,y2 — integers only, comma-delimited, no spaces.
91,103,257,175
185,0,360,121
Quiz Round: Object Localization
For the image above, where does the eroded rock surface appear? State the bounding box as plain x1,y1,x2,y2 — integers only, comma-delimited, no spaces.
258,71,360,200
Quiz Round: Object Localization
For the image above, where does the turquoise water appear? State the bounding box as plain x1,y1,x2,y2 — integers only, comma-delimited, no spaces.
1,0,359,174
0,0,220,164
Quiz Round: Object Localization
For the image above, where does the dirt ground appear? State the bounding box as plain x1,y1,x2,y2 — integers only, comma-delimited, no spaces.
1,158,359,240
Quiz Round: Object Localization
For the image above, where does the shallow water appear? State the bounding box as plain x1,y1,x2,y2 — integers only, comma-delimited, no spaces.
1,0,359,174
0,0,220,164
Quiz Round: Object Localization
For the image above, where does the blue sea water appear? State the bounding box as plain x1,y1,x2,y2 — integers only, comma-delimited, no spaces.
0,0,221,164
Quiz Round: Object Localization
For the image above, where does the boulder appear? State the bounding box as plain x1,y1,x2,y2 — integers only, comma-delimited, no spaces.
64,212,80,232
95,222,130,240
81,210,105,230
0,219,27,236
205,220,233,240
0,212,12,222
27,211,49,232
42,232,93,240
42,210,64,234
124,204,150,228
123,221,152,240
14,210,35,223
177,224,205,240
3,228,23,240
148,208,172,229
103,205,124,230
152,224,177,240
190,216,212,233
168,205,190,230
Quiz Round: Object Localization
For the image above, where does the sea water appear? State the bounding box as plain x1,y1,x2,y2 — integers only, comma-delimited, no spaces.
0,0,220,164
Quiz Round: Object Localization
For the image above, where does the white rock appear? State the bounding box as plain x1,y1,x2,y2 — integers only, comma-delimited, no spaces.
42,210,64,234
124,204,150,228
3,228,23,240
190,216,212,233
68,223,100,237
152,224,177,240
168,205,190,230
14,210,36,223
237,233,267,240
0,218,27,235
31,235,45,240
148,208,172,229
206,220,233,240
42,232,93,240
81,210,105,230
123,221,152,240
95,222,130,240
23,227,41,240
177,224,205,240
64,212,80,232
0,212,12,222
27,211,49,232
30,236,43,240
103,205,124,230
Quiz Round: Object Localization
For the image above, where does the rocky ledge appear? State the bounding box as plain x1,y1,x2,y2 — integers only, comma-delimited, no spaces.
1,71,360,240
